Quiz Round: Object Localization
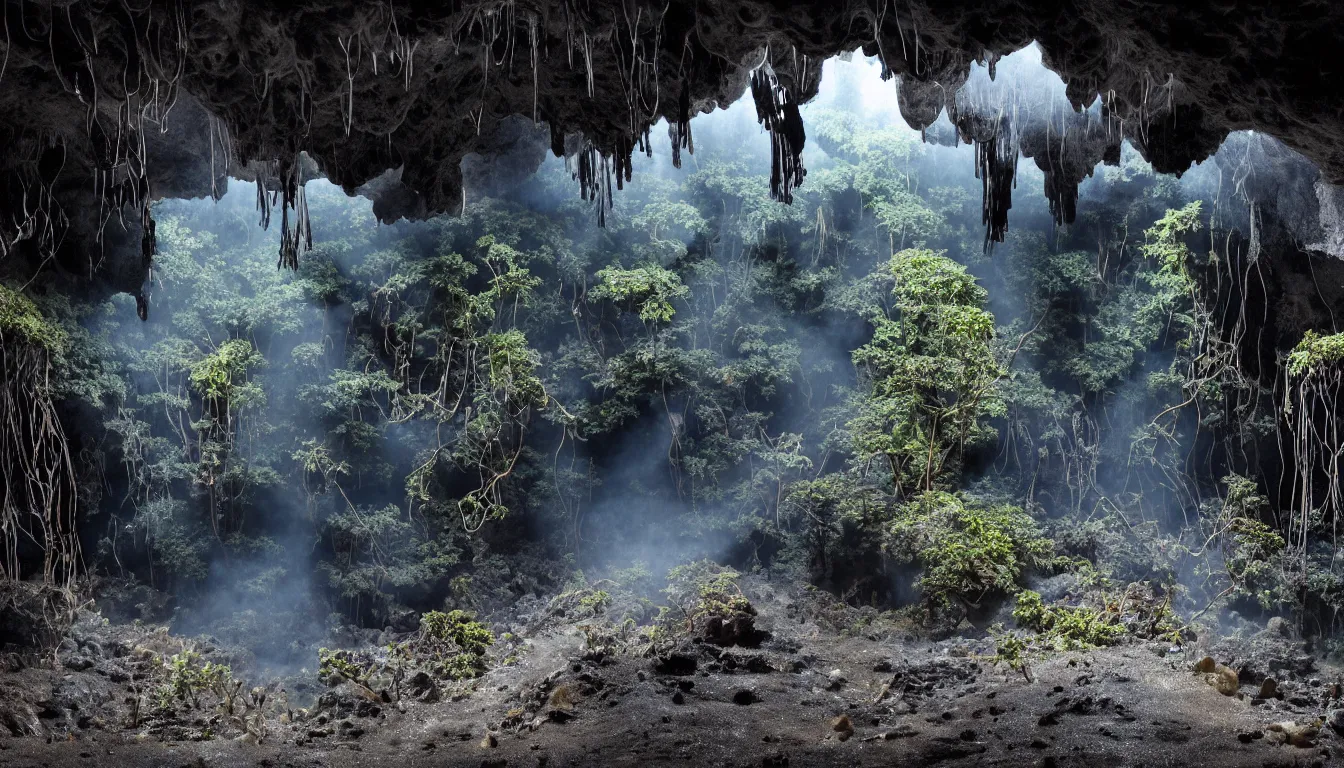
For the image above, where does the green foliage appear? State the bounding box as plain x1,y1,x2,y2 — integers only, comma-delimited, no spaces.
0,283,65,351
885,492,1052,612
318,610,494,690
1011,590,1125,650
1199,474,1288,611
420,609,494,656
31,69,1333,655
484,329,548,411
663,560,752,627
850,249,1002,491
591,265,690,324
1287,330,1344,378
150,649,234,711
189,339,265,402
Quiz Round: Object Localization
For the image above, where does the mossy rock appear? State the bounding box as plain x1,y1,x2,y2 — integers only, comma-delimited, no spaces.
0,283,64,351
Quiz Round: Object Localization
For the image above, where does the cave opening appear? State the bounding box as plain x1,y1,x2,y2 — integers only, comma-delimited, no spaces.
2,2,1344,763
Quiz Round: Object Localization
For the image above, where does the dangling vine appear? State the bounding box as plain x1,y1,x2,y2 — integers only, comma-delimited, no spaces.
0,284,78,589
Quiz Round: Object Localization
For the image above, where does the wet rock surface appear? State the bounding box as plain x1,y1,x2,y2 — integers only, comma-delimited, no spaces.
5,0,1344,304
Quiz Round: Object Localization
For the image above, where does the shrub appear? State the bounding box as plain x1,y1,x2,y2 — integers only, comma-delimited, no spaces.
662,561,761,646
886,492,1053,614
1010,590,1125,650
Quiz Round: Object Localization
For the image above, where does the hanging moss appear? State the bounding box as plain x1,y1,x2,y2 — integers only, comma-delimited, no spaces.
0,284,65,352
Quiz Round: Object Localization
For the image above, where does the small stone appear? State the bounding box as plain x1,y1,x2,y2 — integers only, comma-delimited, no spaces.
1194,656,1217,674
1260,678,1279,700
733,689,758,706
1265,617,1291,636
1266,721,1319,748
480,732,498,749
671,691,684,705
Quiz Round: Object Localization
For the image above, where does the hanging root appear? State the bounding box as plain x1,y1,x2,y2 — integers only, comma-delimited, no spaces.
750,62,806,204
0,291,80,593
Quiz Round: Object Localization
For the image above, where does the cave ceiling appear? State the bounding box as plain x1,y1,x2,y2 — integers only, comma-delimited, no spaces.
2,0,1343,306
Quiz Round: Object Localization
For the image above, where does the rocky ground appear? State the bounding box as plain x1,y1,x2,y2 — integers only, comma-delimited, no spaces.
1,577,1342,768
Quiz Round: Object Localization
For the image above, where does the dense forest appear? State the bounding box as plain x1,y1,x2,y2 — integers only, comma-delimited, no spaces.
3,48,1344,690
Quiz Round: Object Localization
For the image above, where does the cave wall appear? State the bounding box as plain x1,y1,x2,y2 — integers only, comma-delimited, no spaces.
3,0,1344,304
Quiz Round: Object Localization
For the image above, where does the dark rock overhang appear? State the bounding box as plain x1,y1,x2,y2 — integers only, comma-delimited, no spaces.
2,0,1343,307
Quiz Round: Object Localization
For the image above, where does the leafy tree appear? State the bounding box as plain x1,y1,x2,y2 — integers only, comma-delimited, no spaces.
850,249,1003,493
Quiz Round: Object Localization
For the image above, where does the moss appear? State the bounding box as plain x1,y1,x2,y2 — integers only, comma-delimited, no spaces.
1287,330,1344,378
577,589,612,615
0,283,65,352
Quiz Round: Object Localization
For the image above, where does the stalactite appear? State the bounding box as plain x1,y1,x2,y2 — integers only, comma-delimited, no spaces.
572,143,613,227
137,200,156,321
669,78,693,169
750,64,806,205
1043,172,1078,228
277,154,312,271
975,134,1018,249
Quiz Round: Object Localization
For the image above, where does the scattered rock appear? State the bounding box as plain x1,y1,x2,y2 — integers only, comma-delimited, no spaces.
733,690,759,706
863,726,921,742
480,732,498,749
1259,678,1279,700
703,610,767,647
1195,658,1240,695
62,656,94,672
1266,721,1319,748
654,652,698,676
1265,617,1291,637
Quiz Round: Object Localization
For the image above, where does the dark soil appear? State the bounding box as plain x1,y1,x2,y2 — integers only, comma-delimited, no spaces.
1,578,1341,768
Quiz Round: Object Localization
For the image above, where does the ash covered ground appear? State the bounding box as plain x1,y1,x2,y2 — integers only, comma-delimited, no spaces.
0,572,1341,768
